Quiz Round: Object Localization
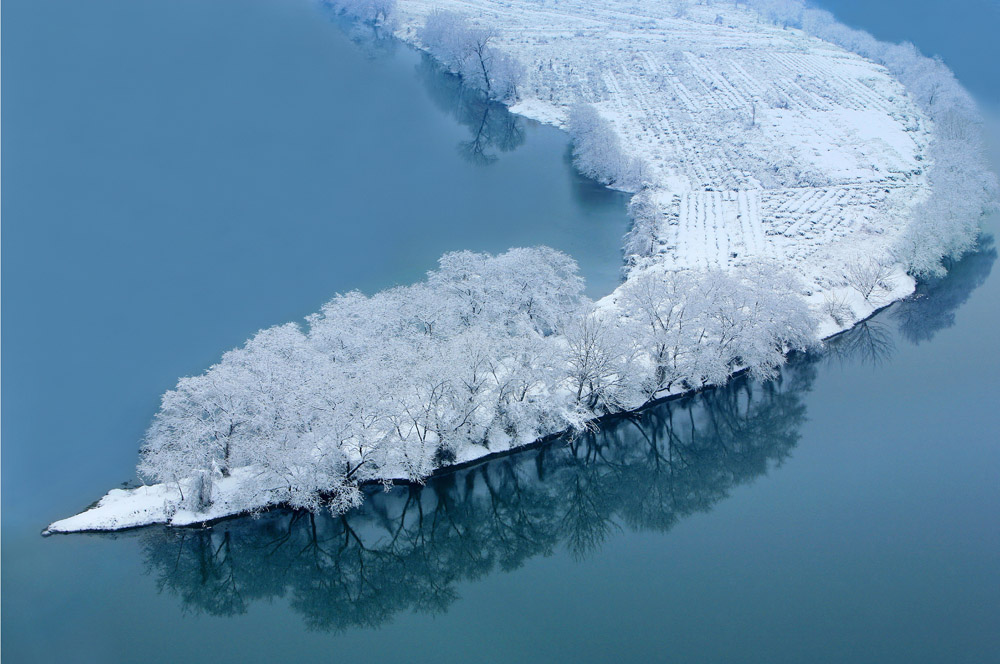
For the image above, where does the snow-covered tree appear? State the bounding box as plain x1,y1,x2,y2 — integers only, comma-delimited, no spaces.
623,188,661,265
568,103,647,191
845,253,895,303
619,268,700,397
563,309,640,413
418,11,525,102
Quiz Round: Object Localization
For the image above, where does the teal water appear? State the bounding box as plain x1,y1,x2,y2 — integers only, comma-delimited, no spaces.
1,0,628,530
3,1,999,662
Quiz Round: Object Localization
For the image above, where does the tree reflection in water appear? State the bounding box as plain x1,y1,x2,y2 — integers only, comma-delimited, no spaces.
892,234,995,345
139,200,996,636
322,11,528,167
141,362,814,631
822,234,996,369
415,54,526,165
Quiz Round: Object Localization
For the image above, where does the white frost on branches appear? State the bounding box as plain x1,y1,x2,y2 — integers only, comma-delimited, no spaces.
568,103,648,192
418,11,525,102
132,249,816,521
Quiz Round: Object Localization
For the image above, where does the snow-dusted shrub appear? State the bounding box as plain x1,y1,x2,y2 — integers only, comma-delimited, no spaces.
188,470,214,512
749,0,804,28
822,291,855,327
418,11,525,102
568,103,647,191
846,253,896,303
668,0,689,19
623,188,660,264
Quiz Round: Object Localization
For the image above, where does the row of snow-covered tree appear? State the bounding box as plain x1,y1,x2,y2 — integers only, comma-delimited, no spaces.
746,0,998,277
139,248,816,516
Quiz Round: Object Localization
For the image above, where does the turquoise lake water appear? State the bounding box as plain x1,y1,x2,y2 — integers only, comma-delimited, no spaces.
2,1,998,662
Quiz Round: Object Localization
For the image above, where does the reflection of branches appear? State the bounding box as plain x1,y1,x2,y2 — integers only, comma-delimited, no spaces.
825,320,896,368
458,104,501,165
457,105,526,165
139,359,816,632
416,55,526,165
326,9,527,165
821,238,996,365
325,10,398,59
893,236,996,344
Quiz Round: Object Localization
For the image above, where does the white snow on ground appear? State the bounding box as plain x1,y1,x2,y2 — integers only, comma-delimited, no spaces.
46,0,957,534
45,468,280,533
396,0,931,294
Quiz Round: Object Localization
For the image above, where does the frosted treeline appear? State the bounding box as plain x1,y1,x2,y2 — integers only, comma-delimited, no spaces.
139,248,816,516
746,0,998,277
142,359,813,629
623,188,660,266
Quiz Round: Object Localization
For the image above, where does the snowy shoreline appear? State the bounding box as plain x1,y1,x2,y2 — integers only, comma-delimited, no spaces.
43,292,900,537
45,0,996,535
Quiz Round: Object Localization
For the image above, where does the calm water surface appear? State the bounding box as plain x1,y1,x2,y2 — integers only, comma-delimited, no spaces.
3,1,999,662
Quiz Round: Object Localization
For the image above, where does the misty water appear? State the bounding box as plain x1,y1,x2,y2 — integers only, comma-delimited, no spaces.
2,1,999,662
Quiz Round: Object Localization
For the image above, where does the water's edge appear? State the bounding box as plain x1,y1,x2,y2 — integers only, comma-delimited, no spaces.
43,290,904,536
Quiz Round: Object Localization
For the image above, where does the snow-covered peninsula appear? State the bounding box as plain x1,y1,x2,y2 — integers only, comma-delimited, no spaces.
46,0,996,534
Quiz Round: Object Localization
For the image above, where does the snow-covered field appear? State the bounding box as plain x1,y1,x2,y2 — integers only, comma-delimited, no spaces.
395,0,932,294
46,0,995,534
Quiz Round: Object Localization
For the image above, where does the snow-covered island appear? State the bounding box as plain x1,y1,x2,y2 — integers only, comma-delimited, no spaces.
46,0,996,534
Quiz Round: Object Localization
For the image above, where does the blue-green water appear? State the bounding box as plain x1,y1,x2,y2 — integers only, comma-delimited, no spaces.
3,1,999,662
1,0,628,530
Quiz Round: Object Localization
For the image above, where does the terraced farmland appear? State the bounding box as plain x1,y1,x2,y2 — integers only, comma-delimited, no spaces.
394,0,932,293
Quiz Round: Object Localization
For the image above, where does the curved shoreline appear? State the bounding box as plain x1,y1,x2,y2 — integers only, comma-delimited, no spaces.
45,0,996,535
43,294,898,537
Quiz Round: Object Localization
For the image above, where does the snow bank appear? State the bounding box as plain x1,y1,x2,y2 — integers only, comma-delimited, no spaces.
44,468,280,533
